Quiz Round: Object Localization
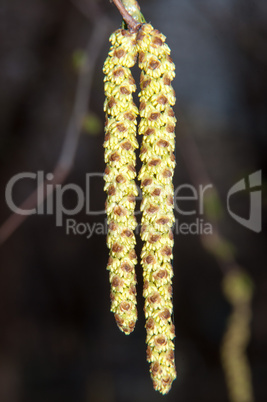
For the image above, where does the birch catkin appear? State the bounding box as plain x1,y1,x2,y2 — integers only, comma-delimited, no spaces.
137,24,177,394
103,20,177,394
103,29,139,335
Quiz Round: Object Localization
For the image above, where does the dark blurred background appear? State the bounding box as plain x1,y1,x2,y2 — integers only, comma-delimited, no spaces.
0,0,266,401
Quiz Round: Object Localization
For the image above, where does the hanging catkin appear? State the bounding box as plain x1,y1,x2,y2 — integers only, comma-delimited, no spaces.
103,29,139,335
137,23,177,394
103,16,177,394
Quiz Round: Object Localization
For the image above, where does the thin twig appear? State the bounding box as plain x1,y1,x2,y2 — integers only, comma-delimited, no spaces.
113,0,142,31
178,119,240,275
0,16,111,245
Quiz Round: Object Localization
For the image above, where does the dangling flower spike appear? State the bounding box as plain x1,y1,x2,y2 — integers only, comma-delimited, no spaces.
137,23,177,395
103,1,177,394
103,29,139,335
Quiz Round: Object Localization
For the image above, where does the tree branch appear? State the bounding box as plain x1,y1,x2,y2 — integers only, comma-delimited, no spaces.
0,15,111,245
112,0,143,31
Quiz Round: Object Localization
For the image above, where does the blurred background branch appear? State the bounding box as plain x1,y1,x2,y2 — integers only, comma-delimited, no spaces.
179,117,255,402
0,11,110,245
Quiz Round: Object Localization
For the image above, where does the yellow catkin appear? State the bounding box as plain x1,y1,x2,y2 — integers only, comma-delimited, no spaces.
137,23,177,394
221,271,254,402
103,29,139,335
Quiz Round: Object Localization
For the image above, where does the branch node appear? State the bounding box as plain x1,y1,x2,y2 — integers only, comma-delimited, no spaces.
112,0,144,32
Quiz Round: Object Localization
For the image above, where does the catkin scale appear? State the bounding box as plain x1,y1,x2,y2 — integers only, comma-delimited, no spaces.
137,24,177,394
103,29,139,335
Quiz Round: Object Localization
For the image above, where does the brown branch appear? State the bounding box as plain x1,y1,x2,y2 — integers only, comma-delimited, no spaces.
0,15,111,246
112,0,142,31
